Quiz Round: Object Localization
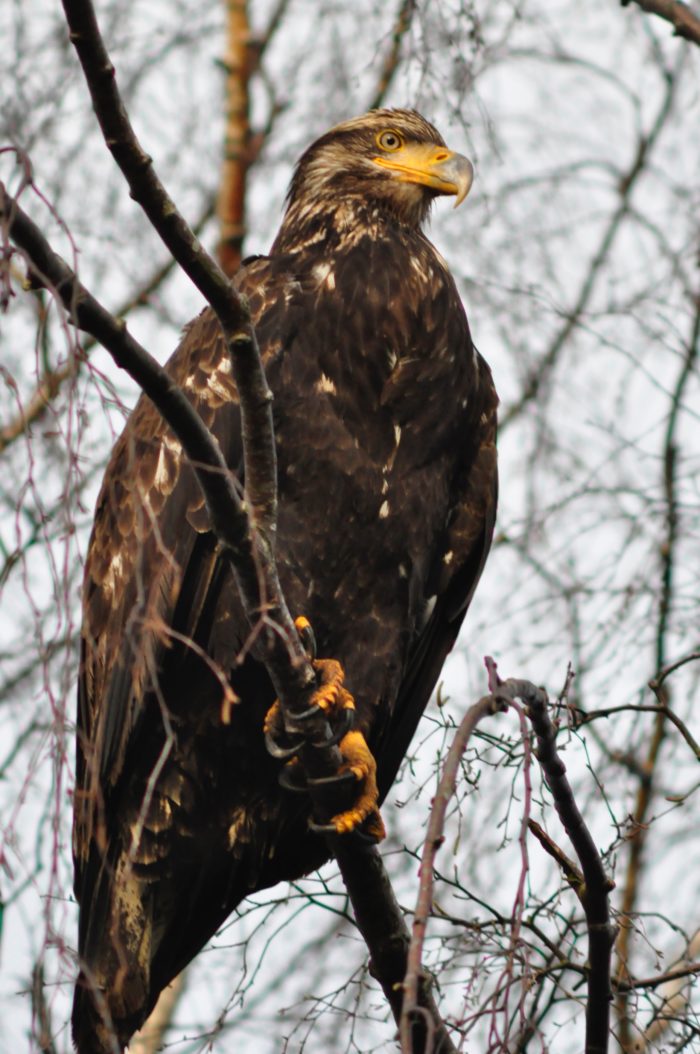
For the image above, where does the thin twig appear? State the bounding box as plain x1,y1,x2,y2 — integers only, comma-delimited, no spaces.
399,694,504,1053
500,62,681,433
31,961,58,1054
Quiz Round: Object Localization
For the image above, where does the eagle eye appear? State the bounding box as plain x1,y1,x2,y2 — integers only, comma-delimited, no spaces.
376,130,403,152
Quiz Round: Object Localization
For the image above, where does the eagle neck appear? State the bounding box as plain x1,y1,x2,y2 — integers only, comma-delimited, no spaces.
271,197,426,256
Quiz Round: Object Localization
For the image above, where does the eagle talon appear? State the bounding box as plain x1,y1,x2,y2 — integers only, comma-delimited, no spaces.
308,704,355,748
307,820,382,846
306,769,359,791
264,727,305,760
278,761,308,793
294,615,317,660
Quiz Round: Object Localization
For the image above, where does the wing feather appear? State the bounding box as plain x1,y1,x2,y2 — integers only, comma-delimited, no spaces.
73,259,287,881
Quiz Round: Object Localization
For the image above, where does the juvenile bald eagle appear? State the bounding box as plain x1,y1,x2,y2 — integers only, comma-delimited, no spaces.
73,109,498,1052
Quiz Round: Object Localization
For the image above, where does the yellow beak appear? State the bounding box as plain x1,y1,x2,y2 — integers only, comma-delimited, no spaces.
372,142,474,207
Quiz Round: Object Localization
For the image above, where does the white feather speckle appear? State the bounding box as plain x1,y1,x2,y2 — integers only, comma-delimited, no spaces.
315,373,337,395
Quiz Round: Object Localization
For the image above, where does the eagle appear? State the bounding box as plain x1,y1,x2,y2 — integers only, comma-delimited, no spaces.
72,109,498,1053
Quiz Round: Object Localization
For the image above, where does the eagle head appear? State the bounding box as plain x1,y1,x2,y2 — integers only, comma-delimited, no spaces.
275,109,474,248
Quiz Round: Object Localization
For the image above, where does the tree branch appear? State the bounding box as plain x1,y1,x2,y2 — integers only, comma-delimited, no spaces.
621,0,700,47
216,0,252,277
414,669,614,1054
518,680,615,1054
500,61,681,433
614,286,700,1045
367,0,416,110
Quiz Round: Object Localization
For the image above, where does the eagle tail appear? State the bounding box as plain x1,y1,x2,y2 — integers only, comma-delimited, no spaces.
72,851,155,1054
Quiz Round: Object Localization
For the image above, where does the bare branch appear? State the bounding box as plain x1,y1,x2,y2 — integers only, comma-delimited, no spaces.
400,694,504,1053
31,961,58,1054
621,0,700,47
518,680,616,1054
367,0,416,110
615,286,700,1044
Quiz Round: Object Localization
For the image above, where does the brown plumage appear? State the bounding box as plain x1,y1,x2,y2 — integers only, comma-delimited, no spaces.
72,109,498,1052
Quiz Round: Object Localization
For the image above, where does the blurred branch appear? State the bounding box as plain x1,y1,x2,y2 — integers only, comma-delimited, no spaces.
500,60,681,433
367,0,416,110
31,961,58,1054
615,285,700,1046
621,0,700,46
650,647,700,691
400,693,503,1053
217,0,252,276
574,703,700,759
129,973,186,1054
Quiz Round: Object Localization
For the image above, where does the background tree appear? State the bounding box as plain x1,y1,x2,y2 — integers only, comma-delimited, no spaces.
1,1,699,1052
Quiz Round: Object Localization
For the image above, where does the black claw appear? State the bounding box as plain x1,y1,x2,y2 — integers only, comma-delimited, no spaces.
307,818,380,846
285,702,329,732
278,764,308,793
264,728,305,760
306,769,358,791
309,704,355,748
263,699,352,758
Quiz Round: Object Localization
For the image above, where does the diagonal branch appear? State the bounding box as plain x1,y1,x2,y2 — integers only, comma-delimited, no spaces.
519,680,616,1054
367,0,417,110
403,670,615,1054
621,0,700,47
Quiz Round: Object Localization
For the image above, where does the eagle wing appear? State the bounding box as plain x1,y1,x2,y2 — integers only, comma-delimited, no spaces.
374,352,498,799
73,257,285,892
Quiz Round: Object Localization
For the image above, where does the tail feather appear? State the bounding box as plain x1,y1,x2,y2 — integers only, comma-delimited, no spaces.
72,851,155,1054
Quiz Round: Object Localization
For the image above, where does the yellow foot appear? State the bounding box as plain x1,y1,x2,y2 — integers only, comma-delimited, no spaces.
330,729,386,841
265,616,385,842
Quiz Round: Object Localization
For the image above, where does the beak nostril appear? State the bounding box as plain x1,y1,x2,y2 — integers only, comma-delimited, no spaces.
434,151,449,162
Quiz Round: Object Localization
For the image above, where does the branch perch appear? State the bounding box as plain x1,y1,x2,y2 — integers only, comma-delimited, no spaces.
3,4,460,1043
